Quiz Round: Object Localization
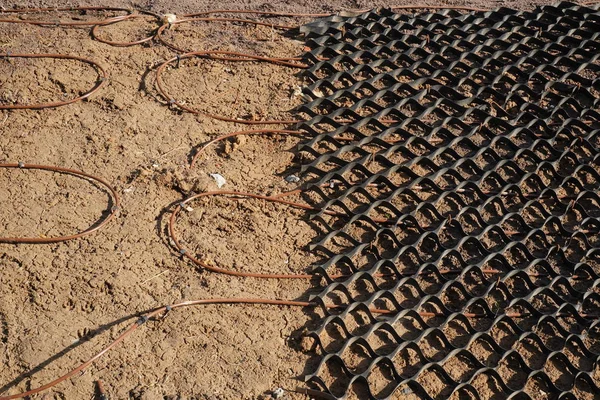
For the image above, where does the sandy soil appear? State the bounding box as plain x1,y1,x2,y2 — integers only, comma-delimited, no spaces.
0,1,564,399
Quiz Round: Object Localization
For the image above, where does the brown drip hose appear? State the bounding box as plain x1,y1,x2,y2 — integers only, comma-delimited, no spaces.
154,50,307,124
168,190,515,279
179,5,490,19
0,299,311,400
154,17,298,53
0,6,133,26
91,10,163,47
189,129,304,168
0,297,595,400
174,129,598,279
155,51,410,125
0,163,120,244
0,53,108,110
169,191,325,279
92,4,492,50
156,50,307,125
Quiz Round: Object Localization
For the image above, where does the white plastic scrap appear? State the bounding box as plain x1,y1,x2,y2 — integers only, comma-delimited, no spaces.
272,388,285,399
291,85,302,98
312,88,324,98
163,13,177,24
285,174,300,183
401,387,413,395
209,173,227,188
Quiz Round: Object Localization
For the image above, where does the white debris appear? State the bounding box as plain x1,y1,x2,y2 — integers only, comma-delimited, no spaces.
285,175,300,183
291,85,302,98
209,173,227,188
163,13,177,24
401,387,413,395
272,388,285,399
312,88,324,98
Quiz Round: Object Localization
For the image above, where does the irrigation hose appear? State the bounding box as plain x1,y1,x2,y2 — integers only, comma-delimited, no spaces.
155,50,307,125
0,296,595,400
91,11,163,47
0,163,120,244
155,2,494,53
188,127,415,169
181,5,491,18
189,129,304,168
179,16,296,30
155,17,297,53
0,53,108,110
0,6,134,26
181,126,600,279
168,187,591,280
0,298,390,400
0,299,309,400
168,190,329,279
154,51,424,126
182,10,334,18
90,3,494,50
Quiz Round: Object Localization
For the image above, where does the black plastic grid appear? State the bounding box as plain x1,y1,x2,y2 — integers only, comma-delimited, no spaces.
297,2,600,399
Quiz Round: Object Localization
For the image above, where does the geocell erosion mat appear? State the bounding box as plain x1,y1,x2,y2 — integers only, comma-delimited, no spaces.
297,2,600,399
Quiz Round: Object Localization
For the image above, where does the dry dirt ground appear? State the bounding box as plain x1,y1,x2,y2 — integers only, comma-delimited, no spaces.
0,1,566,399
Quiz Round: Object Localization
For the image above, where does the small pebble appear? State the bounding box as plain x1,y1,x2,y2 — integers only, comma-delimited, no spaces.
272,388,285,399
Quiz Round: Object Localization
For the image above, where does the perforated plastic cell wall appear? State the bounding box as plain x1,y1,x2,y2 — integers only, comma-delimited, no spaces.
296,2,600,399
